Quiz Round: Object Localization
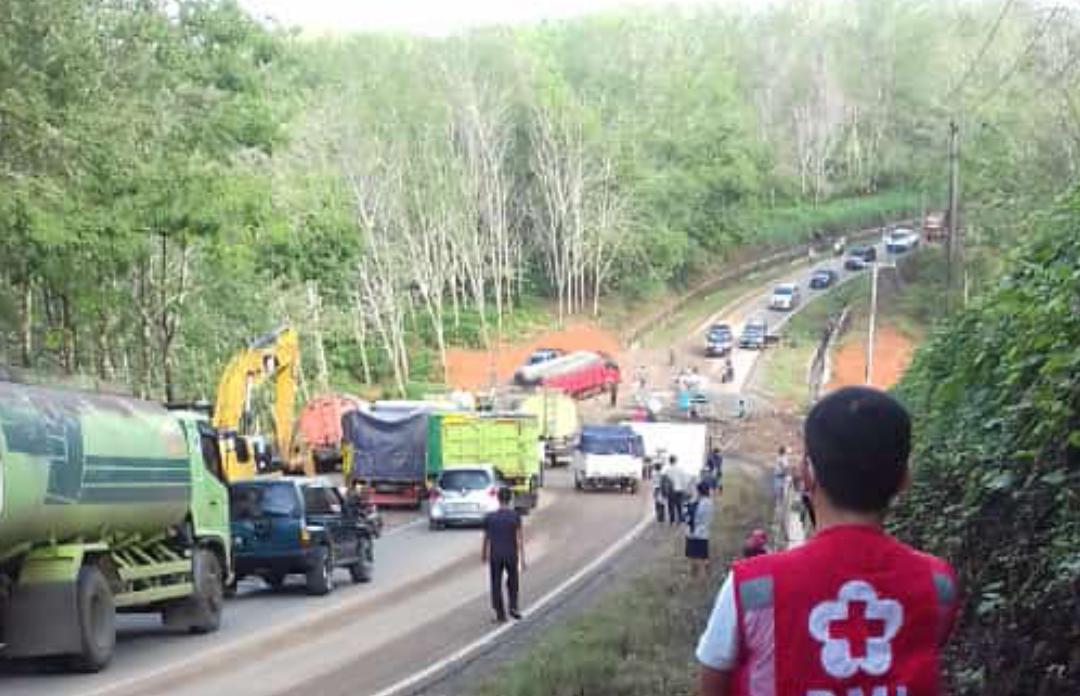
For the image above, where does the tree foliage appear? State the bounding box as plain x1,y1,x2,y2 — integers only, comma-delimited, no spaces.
892,192,1080,694
1,0,1079,399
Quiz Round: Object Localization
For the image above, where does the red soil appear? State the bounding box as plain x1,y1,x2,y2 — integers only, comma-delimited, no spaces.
444,322,622,391
827,326,915,391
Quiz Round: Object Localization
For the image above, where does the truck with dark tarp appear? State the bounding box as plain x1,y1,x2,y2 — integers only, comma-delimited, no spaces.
0,381,230,672
342,408,429,509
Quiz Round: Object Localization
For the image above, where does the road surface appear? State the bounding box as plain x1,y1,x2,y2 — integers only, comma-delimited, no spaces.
0,234,907,696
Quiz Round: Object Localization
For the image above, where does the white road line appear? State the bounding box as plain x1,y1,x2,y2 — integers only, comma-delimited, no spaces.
383,517,427,536
368,507,655,696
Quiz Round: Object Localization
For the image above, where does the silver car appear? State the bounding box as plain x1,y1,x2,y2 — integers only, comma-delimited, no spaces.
428,466,501,530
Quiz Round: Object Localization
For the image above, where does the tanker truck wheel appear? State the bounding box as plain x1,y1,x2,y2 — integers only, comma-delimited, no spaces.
188,549,224,634
71,565,115,673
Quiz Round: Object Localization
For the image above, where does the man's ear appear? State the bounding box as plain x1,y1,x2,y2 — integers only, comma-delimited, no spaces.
898,466,912,494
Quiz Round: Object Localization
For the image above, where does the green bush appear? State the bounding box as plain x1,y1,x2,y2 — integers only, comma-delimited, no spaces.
892,193,1080,695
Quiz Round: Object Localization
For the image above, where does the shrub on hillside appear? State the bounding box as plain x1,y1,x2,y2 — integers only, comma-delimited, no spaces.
892,195,1080,694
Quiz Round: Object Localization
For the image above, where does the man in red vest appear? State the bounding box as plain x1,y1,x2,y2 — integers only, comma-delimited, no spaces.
696,387,958,696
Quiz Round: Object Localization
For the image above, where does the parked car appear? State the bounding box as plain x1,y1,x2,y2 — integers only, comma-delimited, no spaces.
428,466,502,529
885,227,920,254
809,268,838,289
769,283,801,311
526,348,564,366
229,478,376,595
739,318,768,350
705,323,734,357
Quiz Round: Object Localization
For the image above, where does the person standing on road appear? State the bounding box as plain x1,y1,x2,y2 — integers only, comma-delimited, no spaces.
660,456,682,526
772,445,790,504
652,462,667,523
707,447,724,489
685,480,715,580
696,387,959,696
481,487,525,623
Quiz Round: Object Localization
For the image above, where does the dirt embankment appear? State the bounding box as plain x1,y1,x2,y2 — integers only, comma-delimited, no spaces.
826,325,915,390
444,323,622,391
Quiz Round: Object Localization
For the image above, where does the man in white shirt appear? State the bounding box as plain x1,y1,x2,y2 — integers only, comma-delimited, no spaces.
685,481,714,580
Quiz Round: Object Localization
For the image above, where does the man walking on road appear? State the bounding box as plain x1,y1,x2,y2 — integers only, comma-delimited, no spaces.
481,487,525,623
660,456,684,526
696,387,959,696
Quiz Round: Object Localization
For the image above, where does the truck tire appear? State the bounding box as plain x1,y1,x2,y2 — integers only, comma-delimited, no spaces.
71,565,115,673
188,549,224,634
306,546,334,596
163,548,225,634
349,536,374,584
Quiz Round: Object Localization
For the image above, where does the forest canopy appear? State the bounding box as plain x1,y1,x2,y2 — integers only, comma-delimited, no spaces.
1,0,1077,398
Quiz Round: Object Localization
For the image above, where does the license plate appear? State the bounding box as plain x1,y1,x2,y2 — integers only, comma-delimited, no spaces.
448,503,478,512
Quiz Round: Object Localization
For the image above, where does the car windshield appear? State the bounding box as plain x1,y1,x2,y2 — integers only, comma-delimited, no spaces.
773,286,794,295
440,470,492,490
229,483,300,519
710,324,731,335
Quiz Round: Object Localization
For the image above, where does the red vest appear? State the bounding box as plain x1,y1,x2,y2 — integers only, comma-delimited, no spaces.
730,525,958,696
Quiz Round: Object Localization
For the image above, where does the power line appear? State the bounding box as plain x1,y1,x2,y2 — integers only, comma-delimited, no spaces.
947,0,1020,103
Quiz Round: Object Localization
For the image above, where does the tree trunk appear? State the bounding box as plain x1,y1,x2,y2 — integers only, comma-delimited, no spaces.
19,281,32,368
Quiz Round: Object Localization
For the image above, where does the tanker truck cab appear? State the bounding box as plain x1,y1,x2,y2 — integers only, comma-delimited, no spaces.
0,384,231,672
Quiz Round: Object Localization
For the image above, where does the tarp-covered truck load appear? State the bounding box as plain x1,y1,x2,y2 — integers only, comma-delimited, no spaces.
513,351,620,400
516,390,580,467
295,393,367,473
572,424,644,493
428,412,543,511
0,381,231,671
625,421,707,492
342,408,429,508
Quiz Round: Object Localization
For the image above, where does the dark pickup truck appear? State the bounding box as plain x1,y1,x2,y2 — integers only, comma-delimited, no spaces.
229,478,377,595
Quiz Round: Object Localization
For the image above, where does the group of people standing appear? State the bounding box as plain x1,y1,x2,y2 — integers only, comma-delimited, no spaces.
652,446,726,579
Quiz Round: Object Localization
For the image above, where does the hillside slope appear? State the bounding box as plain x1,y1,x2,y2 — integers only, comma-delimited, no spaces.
892,195,1080,694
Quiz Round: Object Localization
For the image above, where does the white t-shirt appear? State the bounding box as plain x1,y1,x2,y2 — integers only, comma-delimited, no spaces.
696,571,739,670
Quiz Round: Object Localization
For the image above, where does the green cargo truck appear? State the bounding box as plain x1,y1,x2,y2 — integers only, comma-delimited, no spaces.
0,381,231,671
428,413,543,510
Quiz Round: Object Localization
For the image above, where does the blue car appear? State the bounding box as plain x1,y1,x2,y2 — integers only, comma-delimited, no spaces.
229,478,376,595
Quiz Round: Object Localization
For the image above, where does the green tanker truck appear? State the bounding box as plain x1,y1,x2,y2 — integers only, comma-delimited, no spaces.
0,381,231,671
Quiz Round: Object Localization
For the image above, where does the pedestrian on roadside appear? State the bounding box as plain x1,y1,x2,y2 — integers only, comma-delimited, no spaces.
660,456,681,526
685,480,714,580
481,487,525,623
696,387,959,696
652,462,667,523
741,528,769,558
772,445,789,505
707,447,724,487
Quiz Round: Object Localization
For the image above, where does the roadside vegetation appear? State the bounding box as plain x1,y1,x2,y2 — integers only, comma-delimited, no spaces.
891,193,1080,695
473,465,770,696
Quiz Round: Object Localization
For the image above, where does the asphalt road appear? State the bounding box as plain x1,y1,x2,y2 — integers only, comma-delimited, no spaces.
664,236,904,415
0,233,909,696
0,469,649,696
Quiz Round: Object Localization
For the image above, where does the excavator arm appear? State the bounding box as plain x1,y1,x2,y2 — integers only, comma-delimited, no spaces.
212,327,300,482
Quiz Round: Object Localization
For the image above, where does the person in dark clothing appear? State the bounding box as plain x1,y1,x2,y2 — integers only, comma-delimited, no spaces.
706,448,724,489
481,487,525,622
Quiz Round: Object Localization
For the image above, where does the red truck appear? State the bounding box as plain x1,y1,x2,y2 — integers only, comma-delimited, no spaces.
295,393,366,473
514,350,621,400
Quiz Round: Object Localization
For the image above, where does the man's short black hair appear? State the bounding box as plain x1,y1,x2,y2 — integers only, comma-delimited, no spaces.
497,486,513,505
804,387,911,513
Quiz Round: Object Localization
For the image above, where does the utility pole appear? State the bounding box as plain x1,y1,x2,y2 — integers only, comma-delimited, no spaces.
946,120,960,310
865,260,896,387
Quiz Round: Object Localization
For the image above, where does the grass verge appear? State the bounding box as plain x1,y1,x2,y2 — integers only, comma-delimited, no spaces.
752,277,869,409
472,464,769,696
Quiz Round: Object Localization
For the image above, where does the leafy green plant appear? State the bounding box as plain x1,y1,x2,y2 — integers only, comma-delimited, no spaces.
892,191,1080,695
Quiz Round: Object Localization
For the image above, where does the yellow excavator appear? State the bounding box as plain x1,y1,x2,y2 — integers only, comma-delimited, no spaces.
212,326,303,482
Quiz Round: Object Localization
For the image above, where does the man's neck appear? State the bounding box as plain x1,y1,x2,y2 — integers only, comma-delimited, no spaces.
812,498,885,532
